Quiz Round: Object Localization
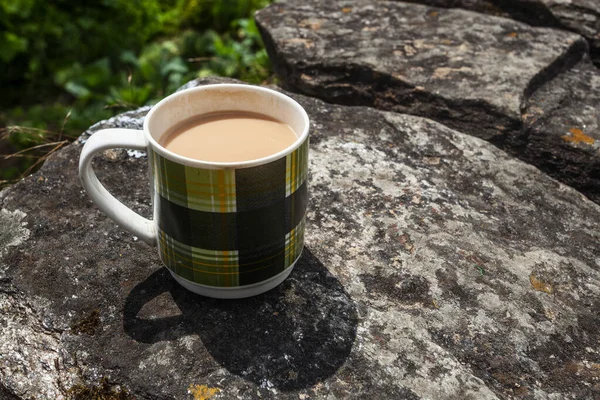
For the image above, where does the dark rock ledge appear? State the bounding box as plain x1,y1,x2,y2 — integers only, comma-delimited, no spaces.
256,0,600,203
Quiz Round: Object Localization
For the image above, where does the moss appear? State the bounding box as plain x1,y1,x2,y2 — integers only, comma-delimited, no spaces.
70,309,101,335
65,377,133,400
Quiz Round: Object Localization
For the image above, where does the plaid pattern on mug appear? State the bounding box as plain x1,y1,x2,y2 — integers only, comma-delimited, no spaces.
150,137,309,287
152,154,237,213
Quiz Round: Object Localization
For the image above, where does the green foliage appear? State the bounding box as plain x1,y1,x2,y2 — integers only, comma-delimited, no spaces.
0,0,165,103
0,0,273,183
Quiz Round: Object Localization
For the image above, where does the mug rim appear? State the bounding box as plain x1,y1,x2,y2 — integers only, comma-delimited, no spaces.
143,83,310,169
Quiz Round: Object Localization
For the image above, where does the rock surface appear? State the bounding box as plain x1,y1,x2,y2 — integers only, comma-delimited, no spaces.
521,56,600,203
255,0,586,141
255,0,600,203
405,0,600,65
1,78,600,399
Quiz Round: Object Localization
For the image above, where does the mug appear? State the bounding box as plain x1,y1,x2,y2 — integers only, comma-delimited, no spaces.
79,84,310,298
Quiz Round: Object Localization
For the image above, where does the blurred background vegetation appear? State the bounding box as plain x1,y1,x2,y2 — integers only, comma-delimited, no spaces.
0,0,273,186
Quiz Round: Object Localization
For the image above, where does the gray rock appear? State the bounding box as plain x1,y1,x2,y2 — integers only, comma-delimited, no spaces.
0,209,29,257
404,0,600,65
520,56,600,203
255,0,586,141
77,106,151,142
255,0,600,203
1,78,600,399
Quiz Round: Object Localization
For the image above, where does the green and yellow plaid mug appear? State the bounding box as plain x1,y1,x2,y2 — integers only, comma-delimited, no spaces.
79,84,310,298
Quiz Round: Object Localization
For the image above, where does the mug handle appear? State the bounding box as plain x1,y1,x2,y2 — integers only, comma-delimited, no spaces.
79,129,157,245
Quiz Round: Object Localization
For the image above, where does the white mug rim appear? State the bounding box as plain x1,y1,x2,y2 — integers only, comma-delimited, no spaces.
143,83,310,169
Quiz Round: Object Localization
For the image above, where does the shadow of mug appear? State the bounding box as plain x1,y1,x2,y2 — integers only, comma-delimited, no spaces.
123,248,358,391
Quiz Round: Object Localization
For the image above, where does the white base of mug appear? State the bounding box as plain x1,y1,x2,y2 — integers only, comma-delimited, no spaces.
169,258,299,299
